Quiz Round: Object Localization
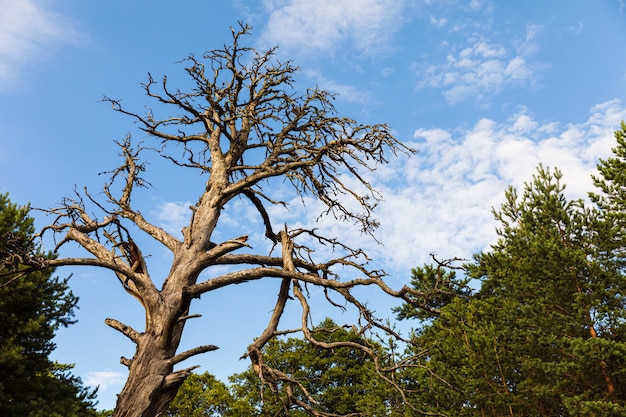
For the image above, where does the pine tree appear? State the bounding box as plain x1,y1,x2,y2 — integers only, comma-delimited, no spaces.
393,261,472,322
0,192,97,417
399,165,626,416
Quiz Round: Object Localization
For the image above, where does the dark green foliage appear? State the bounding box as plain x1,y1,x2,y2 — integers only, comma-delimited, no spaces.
591,122,626,219
165,372,254,417
0,192,97,416
229,318,397,416
393,262,472,321
0,197,43,272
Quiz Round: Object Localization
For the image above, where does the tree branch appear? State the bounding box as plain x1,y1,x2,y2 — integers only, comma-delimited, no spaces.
245,228,294,361
169,345,219,366
105,318,141,343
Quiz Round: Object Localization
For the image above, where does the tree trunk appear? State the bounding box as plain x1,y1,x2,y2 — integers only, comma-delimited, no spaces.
113,338,173,417
576,275,617,400
588,323,617,400
111,276,194,417
111,317,185,417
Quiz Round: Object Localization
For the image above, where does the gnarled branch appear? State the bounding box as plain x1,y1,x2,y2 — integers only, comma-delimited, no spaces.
105,318,141,343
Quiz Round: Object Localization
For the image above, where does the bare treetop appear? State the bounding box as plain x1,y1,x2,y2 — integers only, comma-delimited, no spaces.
108,24,402,236
40,24,423,417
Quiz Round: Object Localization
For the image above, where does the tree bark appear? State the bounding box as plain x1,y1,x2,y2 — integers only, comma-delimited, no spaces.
588,323,617,400
113,335,176,417
111,288,187,417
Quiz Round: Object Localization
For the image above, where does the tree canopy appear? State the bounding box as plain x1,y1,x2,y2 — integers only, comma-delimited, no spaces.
164,372,251,417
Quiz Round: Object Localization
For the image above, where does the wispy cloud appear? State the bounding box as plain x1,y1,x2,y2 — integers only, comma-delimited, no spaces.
429,15,448,27
85,370,125,390
415,24,543,104
304,69,371,103
0,0,87,89
154,201,193,238
257,0,405,57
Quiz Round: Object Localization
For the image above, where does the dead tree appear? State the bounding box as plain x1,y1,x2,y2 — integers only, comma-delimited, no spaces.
41,24,427,417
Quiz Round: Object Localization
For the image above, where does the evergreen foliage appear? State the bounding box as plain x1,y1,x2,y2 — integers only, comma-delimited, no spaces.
0,193,97,416
393,262,472,322
164,372,254,417
591,121,626,264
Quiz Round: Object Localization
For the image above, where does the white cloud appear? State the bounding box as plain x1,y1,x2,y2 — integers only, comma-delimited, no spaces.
258,0,405,57
504,56,531,80
362,99,626,276
85,370,125,390
304,70,371,103
381,67,396,77
0,0,87,88
470,0,488,10
212,100,625,282
155,201,193,237
430,16,448,27
516,23,542,56
415,25,542,104
566,20,584,34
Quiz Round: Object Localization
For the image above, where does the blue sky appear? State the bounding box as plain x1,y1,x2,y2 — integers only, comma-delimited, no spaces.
1,0,626,410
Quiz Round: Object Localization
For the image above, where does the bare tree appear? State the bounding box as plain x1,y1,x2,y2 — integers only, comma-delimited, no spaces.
41,25,422,417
